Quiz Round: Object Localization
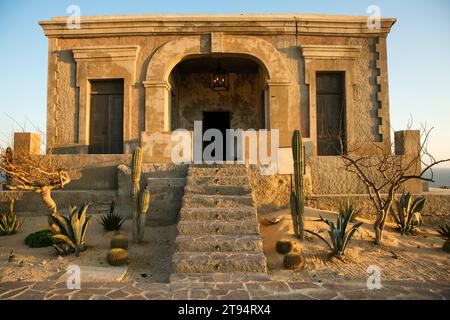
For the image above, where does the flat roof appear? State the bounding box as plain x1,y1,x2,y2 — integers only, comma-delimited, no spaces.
39,13,396,38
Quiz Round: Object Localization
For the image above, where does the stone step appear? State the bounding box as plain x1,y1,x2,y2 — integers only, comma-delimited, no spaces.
142,164,188,178
184,184,252,196
188,166,247,177
186,175,250,186
175,234,263,252
169,273,271,283
146,186,184,201
172,252,267,273
177,220,260,235
179,207,257,221
147,177,186,188
182,194,254,208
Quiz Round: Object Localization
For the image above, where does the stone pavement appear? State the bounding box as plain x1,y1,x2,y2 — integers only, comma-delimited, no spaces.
1,276,449,300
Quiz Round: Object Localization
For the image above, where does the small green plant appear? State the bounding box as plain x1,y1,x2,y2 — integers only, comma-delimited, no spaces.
276,240,293,254
99,212,126,231
24,230,54,248
48,203,92,256
0,212,23,236
391,192,425,235
437,223,450,240
306,209,363,259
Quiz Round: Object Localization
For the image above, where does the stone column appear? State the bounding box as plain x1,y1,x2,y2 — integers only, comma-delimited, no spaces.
143,81,171,133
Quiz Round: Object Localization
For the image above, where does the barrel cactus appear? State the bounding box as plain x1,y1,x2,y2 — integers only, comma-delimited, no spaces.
107,248,128,266
443,240,450,254
276,240,293,254
283,252,304,270
111,234,129,250
442,240,450,253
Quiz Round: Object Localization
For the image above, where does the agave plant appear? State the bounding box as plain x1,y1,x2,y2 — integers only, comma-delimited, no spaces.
48,203,92,256
306,208,363,259
99,212,126,231
391,192,425,235
0,212,23,236
437,223,450,240
339,200,362,223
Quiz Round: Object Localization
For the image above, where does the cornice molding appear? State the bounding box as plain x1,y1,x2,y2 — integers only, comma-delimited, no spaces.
301,45,362,61
39,14,396,38
72,45,140,62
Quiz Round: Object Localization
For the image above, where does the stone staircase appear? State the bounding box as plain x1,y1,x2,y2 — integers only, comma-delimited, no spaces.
171,164,268,279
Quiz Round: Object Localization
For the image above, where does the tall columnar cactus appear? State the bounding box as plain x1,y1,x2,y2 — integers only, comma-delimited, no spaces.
137,189,150,242
290,130,305,239
131,148,149,243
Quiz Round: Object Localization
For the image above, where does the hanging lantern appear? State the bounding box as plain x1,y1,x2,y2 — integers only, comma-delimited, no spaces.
209,59,229,91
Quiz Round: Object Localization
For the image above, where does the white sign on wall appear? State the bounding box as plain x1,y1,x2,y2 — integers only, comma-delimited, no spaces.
277,147,294,175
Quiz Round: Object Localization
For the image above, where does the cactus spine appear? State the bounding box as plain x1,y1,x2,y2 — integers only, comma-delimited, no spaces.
131,148,149,243
290,130,305,239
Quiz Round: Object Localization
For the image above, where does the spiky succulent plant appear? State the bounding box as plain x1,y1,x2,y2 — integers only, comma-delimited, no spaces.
306,207,363,259
99,212,126,231
0,211,23,236
437,223,450,240
48,203,92,256
391,193,425,235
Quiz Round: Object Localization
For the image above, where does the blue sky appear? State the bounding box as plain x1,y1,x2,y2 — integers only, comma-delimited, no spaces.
0,0,449,166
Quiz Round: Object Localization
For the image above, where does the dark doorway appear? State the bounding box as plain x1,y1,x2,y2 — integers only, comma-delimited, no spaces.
202,111,230,162
316,72,346,156
89,79,124,154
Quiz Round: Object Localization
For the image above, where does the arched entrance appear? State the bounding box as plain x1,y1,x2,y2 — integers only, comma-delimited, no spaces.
169,54,267,161
141,34,292,162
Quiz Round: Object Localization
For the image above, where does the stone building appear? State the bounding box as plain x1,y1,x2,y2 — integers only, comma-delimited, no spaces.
34,14,424,220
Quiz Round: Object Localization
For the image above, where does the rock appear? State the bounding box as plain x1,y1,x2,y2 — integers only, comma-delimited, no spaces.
57,265,128,282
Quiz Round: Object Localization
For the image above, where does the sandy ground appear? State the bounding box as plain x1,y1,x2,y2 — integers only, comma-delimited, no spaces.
0,212,177,283
260,208,450,283
1,208,448,285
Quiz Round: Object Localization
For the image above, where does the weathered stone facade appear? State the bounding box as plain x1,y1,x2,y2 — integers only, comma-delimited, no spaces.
37,14,409,204
39,14,395,152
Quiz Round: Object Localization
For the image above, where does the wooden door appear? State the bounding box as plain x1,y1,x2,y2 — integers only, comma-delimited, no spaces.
316,73,346,155
89,80,124,154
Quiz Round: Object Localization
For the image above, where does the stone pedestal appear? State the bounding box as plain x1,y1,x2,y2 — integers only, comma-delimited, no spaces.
394,130,422,193
13,132,41,157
